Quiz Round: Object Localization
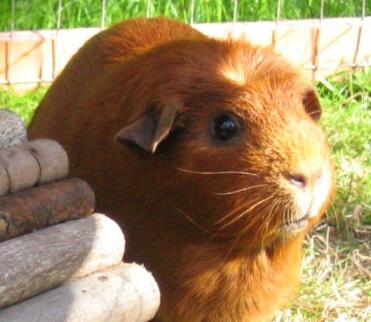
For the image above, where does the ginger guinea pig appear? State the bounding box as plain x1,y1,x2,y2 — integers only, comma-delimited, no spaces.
29,18,335,322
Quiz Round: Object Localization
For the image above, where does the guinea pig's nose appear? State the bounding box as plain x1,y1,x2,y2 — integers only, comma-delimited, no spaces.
285,173,307,189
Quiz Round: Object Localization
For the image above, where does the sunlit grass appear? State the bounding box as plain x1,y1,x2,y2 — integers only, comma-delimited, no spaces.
276,227,371,321
319,69,371,230
0,86,48,125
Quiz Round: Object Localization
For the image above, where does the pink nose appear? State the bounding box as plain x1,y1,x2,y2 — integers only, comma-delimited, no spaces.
285,169,323,189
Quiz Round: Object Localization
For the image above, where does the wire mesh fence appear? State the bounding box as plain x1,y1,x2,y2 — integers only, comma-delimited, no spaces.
0,0,370,88
1,0,370,30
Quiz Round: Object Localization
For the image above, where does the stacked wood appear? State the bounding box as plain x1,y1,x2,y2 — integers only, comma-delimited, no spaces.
0,108,93,239
0,109,161,321
0,214,125,308
0,215,160,322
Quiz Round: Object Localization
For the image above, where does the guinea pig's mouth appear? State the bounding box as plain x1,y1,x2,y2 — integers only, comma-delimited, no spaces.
284,214,309,232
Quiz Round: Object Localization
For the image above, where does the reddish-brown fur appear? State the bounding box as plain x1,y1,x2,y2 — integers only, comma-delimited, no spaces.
29,18,335,321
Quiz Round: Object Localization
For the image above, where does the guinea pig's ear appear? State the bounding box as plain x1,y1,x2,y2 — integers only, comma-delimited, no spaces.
302,88,322,122
115,105,179,153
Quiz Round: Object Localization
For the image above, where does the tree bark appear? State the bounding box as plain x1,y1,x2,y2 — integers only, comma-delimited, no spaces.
0,178,95,242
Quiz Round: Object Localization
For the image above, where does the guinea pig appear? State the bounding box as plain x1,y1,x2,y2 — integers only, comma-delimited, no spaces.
28,17,335,322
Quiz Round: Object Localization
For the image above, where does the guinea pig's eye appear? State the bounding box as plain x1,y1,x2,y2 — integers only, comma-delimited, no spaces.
211,114,240,141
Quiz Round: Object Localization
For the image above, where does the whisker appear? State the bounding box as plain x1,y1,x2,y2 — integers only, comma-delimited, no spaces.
213,202,250,226
211,197,264,240
264,199,279,224
213,183,267,196
283,203,289,228
283,199,295,228
222,229,246,260
173,198,279,277
254,200,277,249
222,201,274,260
264,200,280,234
176,167,257,177
260,203,276,248
289,200,296,225
308,110,320,117
175,208,212,234
219,195,275,229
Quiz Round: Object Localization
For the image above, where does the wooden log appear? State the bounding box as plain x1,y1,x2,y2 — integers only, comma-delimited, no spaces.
0,178,95,242
0,214,125,309
0,109,27,148
0,147,40,194
24,139,69,184
0,263,160,322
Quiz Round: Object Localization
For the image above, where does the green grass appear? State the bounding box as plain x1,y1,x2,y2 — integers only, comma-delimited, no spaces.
0,87,48,125
0,0,370,31
276,229,371,321
318,70,371,229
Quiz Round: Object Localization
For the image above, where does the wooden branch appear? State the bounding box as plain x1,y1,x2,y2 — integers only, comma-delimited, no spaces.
0,263,160,322
0,178,95,242
0,214,125,309
0,109,27,148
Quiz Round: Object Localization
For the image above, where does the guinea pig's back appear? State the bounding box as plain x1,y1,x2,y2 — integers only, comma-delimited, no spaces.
28,18,204,140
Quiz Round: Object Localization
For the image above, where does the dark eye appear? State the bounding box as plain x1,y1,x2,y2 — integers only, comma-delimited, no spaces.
212,114,239,141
